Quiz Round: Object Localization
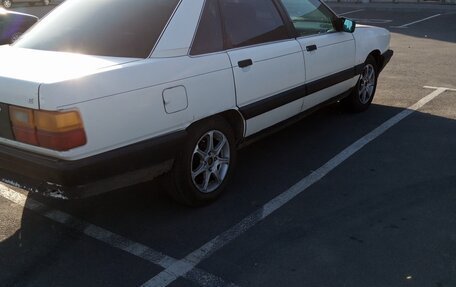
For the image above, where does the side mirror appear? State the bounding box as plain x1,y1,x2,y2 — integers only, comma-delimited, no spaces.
342,18,356,33
334,17,356,33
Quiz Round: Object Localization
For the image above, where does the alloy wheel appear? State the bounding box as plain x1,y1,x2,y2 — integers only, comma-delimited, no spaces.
358,63,376,104
191,130,230,194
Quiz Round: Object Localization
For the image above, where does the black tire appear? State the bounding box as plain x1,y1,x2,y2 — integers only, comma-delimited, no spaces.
344,55,378,112
2,0,12,8
167,116,236,206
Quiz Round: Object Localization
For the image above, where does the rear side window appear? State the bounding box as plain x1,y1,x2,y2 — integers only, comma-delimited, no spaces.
14,0,180,58
219,0,289,49
191,0,224,56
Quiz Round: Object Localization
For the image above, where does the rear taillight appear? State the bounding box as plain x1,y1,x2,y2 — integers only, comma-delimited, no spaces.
9,106,87,151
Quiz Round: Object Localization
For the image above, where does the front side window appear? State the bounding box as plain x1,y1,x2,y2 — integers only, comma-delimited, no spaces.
14,0,180,58
219,0,289,49
280,0,336,37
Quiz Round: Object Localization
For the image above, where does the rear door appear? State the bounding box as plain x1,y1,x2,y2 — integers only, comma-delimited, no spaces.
220,0,306,136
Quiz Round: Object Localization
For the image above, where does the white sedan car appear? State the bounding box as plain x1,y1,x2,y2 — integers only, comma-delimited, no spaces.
0,0,392,205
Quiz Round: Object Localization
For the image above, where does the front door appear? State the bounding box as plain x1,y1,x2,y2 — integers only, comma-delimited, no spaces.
280,0,357,110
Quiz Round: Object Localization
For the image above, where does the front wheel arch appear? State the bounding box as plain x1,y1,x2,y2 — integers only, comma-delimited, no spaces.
368,50,382,70
344,55,379,112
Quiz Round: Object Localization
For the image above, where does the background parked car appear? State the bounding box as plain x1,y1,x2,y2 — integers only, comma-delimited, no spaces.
0,9,38,44
1,0,50,9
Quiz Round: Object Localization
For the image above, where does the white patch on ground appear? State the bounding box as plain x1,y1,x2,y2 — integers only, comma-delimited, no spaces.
1,179,38,193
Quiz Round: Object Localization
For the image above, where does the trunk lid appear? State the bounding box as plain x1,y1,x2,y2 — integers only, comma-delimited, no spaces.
0,46,139,109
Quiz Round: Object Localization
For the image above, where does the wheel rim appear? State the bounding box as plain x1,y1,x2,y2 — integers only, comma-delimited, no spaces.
358,64,376,104
3,0,12,8
191,130,230,194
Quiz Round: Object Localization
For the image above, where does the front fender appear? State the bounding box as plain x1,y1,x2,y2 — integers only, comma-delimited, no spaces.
353,25,391,65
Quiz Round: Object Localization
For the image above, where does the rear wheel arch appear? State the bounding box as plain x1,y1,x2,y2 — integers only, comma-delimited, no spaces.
186,110,245,146
217,110,245,145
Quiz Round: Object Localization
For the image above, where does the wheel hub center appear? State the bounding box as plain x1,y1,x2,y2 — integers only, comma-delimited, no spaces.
206,155,217,167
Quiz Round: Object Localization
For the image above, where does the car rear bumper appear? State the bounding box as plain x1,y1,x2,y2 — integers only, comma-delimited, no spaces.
0,131,187,199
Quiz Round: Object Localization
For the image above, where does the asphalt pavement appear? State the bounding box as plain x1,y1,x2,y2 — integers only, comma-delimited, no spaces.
0,3,455,287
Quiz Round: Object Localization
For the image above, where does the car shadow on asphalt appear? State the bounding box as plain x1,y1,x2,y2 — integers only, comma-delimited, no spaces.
1,102,455,286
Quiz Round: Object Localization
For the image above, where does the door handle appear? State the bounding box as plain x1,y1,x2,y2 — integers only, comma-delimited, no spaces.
238,59,253,68
306,45,317,52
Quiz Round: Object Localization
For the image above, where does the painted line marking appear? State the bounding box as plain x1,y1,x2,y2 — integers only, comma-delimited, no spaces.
391,14,441,28
0,186,239,287
338,9,364,16
141,87,449,287
424,86,456,92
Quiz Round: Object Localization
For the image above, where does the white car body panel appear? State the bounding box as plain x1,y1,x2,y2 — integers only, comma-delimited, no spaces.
0,46,136,109
298,32,355,82
38,53,235,160
354,25,391,63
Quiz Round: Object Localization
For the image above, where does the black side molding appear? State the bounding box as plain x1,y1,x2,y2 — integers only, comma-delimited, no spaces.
239,65,363,119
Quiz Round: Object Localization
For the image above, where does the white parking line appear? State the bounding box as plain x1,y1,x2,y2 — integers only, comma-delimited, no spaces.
141,87,449,287
338,9,364,16
391,14,441,28
424,86,456,92
0,186,239,287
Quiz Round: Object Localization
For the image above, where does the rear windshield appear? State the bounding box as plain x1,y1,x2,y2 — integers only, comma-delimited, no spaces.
14,0,180,58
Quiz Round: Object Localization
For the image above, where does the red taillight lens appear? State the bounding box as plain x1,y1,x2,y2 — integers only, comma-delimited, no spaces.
36,129,86,151
9,106,86,151
12,126,39,145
